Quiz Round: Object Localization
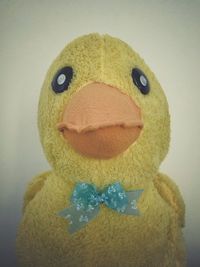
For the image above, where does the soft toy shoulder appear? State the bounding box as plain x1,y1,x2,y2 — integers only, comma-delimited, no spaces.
153,173,185,227
23,171,51,213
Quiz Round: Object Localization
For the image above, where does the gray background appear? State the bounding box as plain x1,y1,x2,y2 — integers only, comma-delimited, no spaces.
0,0,200,266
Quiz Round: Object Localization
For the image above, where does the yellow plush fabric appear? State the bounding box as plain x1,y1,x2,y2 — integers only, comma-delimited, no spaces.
16,33,186,267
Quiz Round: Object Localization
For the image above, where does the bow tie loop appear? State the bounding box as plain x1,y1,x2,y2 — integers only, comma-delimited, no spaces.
71,183,99,211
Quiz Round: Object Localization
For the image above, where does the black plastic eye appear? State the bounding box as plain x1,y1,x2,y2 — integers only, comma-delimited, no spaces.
51,66,73,93
131,68,150,95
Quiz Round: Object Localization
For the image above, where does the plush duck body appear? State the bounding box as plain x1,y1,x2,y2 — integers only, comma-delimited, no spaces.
16,34,186,267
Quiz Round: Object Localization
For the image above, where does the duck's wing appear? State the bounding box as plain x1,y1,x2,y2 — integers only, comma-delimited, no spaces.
153,173,185,227
23,171,51,213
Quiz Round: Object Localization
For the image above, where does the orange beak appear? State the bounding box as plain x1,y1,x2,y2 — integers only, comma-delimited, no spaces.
57,82,143,159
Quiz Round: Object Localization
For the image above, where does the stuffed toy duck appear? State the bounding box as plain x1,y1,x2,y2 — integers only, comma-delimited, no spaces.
16,33,186,267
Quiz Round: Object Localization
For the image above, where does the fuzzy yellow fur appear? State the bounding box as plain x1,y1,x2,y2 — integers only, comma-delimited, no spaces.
16,33,186,267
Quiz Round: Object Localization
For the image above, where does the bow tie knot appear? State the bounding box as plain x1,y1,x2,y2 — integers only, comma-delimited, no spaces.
57,182,143,234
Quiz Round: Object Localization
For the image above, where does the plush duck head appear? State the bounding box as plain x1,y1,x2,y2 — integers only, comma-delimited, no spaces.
38,33,170,189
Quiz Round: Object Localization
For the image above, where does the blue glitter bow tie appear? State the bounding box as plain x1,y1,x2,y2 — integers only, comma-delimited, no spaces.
57,182,143,234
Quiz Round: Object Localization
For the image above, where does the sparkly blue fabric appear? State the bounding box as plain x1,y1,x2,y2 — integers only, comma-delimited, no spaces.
57,182,144,234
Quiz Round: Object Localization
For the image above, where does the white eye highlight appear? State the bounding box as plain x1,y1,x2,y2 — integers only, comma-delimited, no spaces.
139,75,147,87
57,74,66,85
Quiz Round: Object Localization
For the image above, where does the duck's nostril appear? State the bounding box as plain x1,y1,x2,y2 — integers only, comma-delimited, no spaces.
57,123,67,132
